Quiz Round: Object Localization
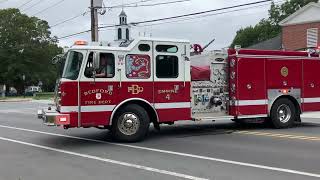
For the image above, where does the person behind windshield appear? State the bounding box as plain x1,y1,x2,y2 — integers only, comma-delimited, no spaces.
96,54,114,78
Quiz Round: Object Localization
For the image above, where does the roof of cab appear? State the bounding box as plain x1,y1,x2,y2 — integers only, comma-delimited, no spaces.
70,37,190,51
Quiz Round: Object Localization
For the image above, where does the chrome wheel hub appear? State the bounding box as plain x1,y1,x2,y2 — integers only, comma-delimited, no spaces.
277,104,291,123
118,113,140,136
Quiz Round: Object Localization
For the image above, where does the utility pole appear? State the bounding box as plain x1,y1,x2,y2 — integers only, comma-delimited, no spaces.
91,0,99,42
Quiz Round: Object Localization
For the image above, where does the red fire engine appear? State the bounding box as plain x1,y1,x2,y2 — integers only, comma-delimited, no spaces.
38,37,320,142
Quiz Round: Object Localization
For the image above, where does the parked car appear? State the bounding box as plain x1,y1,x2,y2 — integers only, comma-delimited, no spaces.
6,87,17,97
25,86,42,96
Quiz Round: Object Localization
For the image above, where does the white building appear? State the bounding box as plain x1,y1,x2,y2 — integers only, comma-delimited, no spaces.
115,10,131,42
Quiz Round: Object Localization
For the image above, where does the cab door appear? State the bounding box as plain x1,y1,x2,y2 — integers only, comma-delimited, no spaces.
79,51,119,126
153,42,191,122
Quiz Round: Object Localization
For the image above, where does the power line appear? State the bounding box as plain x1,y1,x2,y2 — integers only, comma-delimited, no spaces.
136,0,285,28
21,0,44,12
31,0,65,16
82,0,186,29
102,1,282,30
17,0,34,9
38,0,161,29
57,0,272,40
106,0,159,9
121,0,272,26
50,12,88,28
104,0,190,9
100,0,272,28
58,29,92,40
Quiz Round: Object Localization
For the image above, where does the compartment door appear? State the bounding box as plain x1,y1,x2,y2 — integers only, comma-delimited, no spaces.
303,60,320,112
237,58,267,115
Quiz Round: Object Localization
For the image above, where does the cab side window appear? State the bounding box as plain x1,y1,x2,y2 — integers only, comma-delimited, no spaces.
84,52,115,78
96,53,115,78
156,55,178,78
156,45,178,53
126,54,151,79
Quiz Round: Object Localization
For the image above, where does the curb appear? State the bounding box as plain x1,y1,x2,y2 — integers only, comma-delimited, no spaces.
0,99,33,103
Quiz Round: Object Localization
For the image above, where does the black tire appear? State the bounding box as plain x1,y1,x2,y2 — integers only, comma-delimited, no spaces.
232,119,246,125
270,98,296,129
111,104,150,142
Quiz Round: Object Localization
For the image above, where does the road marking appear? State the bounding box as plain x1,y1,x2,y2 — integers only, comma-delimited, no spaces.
0,124,320,178
235,131,320,141
0,108,36,115
0,136,207,180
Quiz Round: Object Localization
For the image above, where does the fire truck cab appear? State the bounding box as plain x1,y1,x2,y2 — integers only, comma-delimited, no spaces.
38,37,320,142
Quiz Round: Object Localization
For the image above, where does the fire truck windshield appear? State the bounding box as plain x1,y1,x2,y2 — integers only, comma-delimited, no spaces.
62,51,84,80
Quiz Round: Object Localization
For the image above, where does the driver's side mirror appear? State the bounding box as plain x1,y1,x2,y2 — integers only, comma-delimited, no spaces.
51,54,64,65
93,52,100,70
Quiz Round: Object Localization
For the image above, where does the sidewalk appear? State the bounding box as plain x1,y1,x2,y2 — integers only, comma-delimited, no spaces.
0,98,33,102
31,99,54,104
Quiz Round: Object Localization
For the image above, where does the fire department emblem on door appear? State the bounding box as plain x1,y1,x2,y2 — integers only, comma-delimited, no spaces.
128,85,144,95
96,93,102,100
281,67,289,77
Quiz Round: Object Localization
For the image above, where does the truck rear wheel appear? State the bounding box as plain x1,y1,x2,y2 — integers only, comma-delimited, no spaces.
270,98,296,129
111,104,150,142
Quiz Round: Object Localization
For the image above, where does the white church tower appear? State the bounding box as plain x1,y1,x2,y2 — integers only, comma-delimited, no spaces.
115,9,131,42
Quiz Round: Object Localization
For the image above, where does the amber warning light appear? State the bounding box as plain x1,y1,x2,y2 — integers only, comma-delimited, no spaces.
74,40,88,46
281,89,289,94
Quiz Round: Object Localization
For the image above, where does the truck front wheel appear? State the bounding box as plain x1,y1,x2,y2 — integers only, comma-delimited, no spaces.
270,98,296,129
111,104,150,142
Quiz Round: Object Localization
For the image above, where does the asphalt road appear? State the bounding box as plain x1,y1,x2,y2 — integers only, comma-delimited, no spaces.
0,101,320,180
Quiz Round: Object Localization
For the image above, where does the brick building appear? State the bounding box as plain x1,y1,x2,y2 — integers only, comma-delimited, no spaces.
249,2,320,51
280,2,320,50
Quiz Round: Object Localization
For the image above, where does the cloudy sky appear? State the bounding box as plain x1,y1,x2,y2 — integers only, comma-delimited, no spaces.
0,0,280,49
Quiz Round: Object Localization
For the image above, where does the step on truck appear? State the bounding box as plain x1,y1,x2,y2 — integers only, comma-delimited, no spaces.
38,37,320,142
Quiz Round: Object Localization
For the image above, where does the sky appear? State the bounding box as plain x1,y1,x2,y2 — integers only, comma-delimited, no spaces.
0,0,279,50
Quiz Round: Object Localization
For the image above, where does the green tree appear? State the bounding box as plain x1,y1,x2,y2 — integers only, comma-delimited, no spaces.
0,8,62,94
231,0,318,48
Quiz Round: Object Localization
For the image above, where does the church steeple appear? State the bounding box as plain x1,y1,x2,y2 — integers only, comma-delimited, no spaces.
116,9,130,41
119,10,127,25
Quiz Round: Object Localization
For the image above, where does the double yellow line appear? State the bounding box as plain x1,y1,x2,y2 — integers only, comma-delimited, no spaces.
235,131,320,141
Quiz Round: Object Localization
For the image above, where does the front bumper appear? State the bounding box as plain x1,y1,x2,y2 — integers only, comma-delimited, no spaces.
37,108,70,126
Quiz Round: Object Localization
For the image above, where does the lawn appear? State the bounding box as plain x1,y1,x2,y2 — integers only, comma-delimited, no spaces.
0,92,54,100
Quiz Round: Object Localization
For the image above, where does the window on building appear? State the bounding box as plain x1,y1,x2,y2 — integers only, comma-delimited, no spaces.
156,45,178,53
118,28,122,39
307,28,318,48
138,44,150,52
156,55,178,78
126,28,130,40
126,54,151,79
